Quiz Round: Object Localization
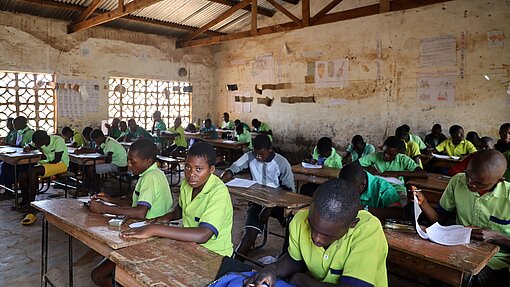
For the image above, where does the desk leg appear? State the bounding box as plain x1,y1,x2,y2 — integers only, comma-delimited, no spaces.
14,161,19,210
41,217,48,287
461,273,473,287
68,234,73,287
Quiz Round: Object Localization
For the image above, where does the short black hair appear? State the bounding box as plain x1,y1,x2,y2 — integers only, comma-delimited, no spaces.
383,136,401,149
466,131,480,143
61,126,73,136
252,118,260,127
338,163,366,191
351,135,364,146
90,129,105,140
14,116,27,126
401,124,410,133
128,119,136,125
32,130,48,145
480,136,494,146
312,179,359,223
396,139,406,154
235,124,244,134
317,137,333,154
253,134,272,150
187,142,216,166
395,126,406,139
223,112,229,117
130,138,159,161
153,111,161,117
449,125,463,136
204,118,212,124
500,123,510,132
82,127,93,140
432,124,442,130
234,119,241,125
119,121,127,126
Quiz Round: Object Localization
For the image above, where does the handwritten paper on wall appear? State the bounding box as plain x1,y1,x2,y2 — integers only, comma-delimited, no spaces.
417,70,456,103
58,87,84,119
315,58,349,88
420,35,456,67
252,55,275,83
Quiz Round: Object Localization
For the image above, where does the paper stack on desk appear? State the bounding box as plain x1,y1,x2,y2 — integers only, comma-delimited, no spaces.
432,153,460,160
376,176,404,185
301,162,322,169
414,195,471,245
225,178,257,188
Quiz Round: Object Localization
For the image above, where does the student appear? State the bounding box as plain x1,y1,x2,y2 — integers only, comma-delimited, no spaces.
400,124,426,150
17,130,69,211
235,123,252,150
415,150,510,287
435,125,477,157
448,137,494,176
344,135,376,164
252,118,273,141
234,119,250,131
61,126,85,147
1,118,17,145
424,124,447,149
120,142,233,257
495,123,510,153
82,126,94,148
395,126,422,166
221,112,235,129
185,123,197,133
358,136,427,179
105,118,121,139
311,137,343,169
116,121,129,142
164,116,187,156
13,116,34,147
200,118,218,139
220,134,294,260
151,111,167,134
244,179,388,287
126,119,153,142
89,138,173,287
339,163,402,219
466,131,481,149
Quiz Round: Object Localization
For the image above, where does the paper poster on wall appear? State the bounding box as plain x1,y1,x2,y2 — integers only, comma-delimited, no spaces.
487,31,504,47
252,55,275,83
315,58,349,88
57,87,84,119
417,70,456,103
420,35,456,67
242,102,251,113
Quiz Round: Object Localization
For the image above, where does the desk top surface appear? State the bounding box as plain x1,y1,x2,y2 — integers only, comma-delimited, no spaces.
291,164,340,179
407,172,450,191
385,229,499,275
227,183,311,209
111,238,223,287
31,199,153,250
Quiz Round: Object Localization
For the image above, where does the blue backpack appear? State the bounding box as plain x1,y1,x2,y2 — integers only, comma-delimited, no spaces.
208,272,295,287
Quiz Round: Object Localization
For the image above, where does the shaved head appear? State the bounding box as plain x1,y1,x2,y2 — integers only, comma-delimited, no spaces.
466,150,507,192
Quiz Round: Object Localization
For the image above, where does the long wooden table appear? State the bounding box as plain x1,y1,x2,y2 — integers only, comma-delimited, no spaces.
291,164,339,190
407,172,450,204
385,229,499,287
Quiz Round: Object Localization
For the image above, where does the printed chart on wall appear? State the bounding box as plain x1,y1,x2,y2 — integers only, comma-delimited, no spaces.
57,79,101,119
417,70,456,103
315,58,349,88
252,54,275,83
233,91,252,114
420,35,456,67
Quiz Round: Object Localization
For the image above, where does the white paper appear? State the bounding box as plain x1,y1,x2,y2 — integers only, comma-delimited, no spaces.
222,140,236,144
432,153,460,160
301,162,323,169
73,153,102,158
376,176,404,185
417,70,456,103
226,178,257,188
414,194,430,239
420,35,456,67
76,197,90,204
129,221,148,229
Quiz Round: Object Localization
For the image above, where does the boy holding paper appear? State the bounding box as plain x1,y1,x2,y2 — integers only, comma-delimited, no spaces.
415,149,510,287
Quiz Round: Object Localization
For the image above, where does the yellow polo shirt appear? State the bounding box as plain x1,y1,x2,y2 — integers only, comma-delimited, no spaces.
179,174,233,257
436,139,477,157
288,210,388,286
440,174,510,270
132,163,173,219
168,126,187,148
71,130,85,147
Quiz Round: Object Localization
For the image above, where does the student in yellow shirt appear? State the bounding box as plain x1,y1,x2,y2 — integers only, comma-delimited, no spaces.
164,116,187,157
395,126,422,167
61,126,85,147
244,179,388,287
435,125,477,157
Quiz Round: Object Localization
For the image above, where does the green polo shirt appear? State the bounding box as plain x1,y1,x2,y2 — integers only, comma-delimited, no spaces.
256,122,272,141
409,134,426,150
117,130,129,141
128,126,153,141
312,147,343,169
358,152,419,173
109,127,121,139
504,151,510,182
71,130,85,147
288,210,388,286
16,126,35,147
236,129,252,150
347,143,376,162
179,174,233,257
436,139,477,157
101,137,127,167
5,130,17,145
154,120,167,131
39,135,69,167
168,126,187,148
221,120,235,129
361,171,400,208
405,140,423,168
439,173,510,270
132,163,173,219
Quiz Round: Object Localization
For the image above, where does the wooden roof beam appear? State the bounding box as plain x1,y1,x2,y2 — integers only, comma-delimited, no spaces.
311,0,344,25
73,0,102,23
208,0,275,17
281,0,300,4
266,0,301,26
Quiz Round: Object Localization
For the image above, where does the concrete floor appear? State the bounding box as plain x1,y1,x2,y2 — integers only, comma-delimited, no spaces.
0,171,427,287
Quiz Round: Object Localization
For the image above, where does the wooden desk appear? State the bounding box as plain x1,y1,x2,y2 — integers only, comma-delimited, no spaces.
111,238,223,287
385,229,499,287
120,141,133,150
291,164,339,188
205,139,248,165
408,172,450,204
31,199,153,286
422,155,460,170
184,132,208,140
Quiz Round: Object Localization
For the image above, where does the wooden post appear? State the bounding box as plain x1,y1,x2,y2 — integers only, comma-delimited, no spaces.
251,0,257,35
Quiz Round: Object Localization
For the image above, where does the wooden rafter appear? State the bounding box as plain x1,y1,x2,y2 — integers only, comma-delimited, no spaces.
73,0,102,23
380,0,390,12
208,0,275,17
302,0,310,26
177,0,453,48
281,0,300,4
266,0,301,25
251,0,257,35
68,0,162,33
311,0,344,25
18,0,223,36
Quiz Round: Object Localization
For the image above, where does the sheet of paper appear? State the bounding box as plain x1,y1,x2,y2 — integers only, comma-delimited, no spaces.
432,153,452,159
426,223,471,246
301,162,322,169
129,221,148,229
376,176,404,185
226,178,257,188
414,194,429,239
76,197,90,204
74,153,102,158
222,140,236,144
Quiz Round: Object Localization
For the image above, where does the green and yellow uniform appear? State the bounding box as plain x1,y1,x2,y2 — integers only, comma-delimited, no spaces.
221,120,235,130
361,171,400,208
71,130,85,147
358,152,419,174
312,147,343,169
128,126,154,141
16,126,35,147
255,122,272,141
132,163,173,219
236,129,252,150
168,126,187,148
435,139,477,157
109,127,121,139
409,134,426,150
101,137,127,167
5,129,17,145
39,135,69,167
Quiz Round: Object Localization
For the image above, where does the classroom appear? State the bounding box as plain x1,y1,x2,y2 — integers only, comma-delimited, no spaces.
0,0,509,286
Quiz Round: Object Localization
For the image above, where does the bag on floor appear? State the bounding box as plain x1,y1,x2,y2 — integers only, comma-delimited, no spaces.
208,271,295,287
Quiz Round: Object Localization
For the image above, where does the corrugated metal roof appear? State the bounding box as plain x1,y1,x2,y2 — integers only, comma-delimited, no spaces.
0,0,293,38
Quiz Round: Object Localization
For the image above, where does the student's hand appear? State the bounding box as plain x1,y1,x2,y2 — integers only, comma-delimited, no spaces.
366,166,381,176
309,159,318,165
413,191,428,206
91,192,113,202
88,200,105,214
258,207,272,225
470,228,504,243
243,265,276,287
148,214,171,224
105,123,111,129
119,225,154,239
23,146,32,153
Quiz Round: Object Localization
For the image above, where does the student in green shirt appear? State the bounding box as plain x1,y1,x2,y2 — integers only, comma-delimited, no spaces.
234,119,250,131
245,179,388,287
2,117,17,145
400,124,426,151
311,137,343,169
13,116,34,147
152,111,167,133
164,116,187,156
126,119,153,142
235,123,252,150
61,126,85,147
82,126,95,148
343,135,376,165
252,118,273,141
221,112,235,129
105,118,121,139
89,138,173,287
116,121,129,142
415,150,510,287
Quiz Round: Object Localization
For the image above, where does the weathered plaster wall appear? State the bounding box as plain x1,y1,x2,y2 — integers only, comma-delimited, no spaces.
0,11,214,132
213,0,510,156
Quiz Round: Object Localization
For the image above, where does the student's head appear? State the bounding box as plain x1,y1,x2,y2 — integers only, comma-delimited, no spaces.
204,118,212,128
395,126,407,141
112,118,120,127
252,134,272,162
448,125,464,144
499,123,510,144
351,135,366,153
251,118,261,129
479,137,494,150
234,119,241,126
174,117,182,128
382,136,401,162
6,117,14,130
308,179,360,247
465,149,507,192
153,111,161,121
317,137,333,158
401,124,411,134
90,129,106,146
223,112,230,122
185,123,197,132
13,116,28,131
338,163,367,195
61,126,73,139
32,130,50,148
128,119,137,131
82,127,93,141
431,124,442,137
119,121,127,132
466,131,480,148
185,142,216,189
128,138,158,175
235,124,244,135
